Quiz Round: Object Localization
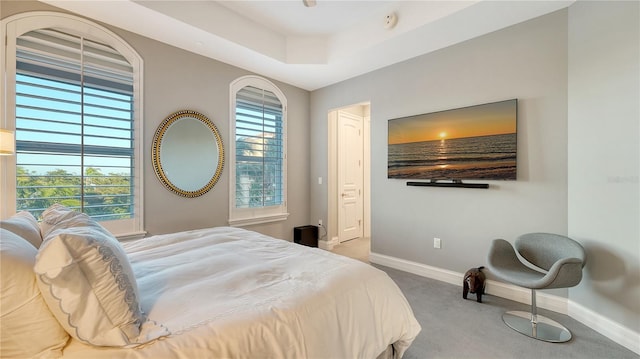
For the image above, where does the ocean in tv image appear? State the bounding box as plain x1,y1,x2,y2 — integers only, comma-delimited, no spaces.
388,99,517,180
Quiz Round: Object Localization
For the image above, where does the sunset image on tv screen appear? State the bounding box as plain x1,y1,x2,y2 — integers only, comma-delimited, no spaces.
387,99,517,181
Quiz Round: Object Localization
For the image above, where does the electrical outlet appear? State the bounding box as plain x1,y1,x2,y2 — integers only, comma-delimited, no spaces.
318,219,323,227
434,237,441,249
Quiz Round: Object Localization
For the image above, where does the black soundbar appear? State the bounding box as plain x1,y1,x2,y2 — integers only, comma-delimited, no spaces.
406,181,489,189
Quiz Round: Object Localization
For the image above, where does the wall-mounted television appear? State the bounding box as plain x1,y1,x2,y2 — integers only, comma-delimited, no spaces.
388,99,517,181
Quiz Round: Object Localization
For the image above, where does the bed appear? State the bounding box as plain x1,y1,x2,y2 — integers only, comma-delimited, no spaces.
0,205,421,358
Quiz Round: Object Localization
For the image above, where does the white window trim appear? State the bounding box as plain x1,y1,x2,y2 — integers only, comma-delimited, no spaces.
228,75,288,227
0,12,145,238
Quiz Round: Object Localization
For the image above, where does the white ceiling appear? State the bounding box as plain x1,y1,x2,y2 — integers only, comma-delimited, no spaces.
39,0,574,91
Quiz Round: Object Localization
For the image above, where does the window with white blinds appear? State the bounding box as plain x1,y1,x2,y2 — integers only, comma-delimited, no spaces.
13,27,138,222
229,76,288,226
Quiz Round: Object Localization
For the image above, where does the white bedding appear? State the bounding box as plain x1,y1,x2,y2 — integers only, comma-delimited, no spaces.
61,227,421,358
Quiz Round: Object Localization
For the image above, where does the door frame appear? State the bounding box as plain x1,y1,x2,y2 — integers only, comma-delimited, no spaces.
327,102,370,249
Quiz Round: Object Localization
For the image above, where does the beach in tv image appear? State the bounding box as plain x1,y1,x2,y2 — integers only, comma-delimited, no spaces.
388,99,517,181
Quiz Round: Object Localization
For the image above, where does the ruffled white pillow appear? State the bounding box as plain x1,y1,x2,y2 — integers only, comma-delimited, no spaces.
0,228,69,358
39,203,86,238
34,205,169,347
0,211,42,248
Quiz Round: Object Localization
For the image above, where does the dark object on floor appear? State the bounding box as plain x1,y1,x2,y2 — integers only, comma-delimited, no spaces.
463,266,486,303
293,225,318,247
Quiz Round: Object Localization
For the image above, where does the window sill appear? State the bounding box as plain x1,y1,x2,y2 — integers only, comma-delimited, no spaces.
115,231,147,242
228,213,289,227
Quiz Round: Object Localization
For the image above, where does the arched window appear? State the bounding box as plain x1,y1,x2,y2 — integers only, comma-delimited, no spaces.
1,12,144,237
229,76,288,226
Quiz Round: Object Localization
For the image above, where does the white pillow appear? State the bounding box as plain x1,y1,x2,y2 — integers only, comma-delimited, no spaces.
34,212,169,347
39,203,84,238
0,211,42,248
0,228,69,358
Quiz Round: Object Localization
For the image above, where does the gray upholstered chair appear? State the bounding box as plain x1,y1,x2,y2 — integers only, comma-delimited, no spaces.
487,233,586,342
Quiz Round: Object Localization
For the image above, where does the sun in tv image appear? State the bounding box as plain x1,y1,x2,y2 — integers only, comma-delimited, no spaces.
388,99,517,180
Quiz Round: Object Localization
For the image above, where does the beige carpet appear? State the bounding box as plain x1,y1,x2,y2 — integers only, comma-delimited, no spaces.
329,238,637,358
330,237,370,263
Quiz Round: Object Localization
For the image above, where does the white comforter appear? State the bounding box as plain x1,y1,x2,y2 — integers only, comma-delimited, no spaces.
61,227,421,358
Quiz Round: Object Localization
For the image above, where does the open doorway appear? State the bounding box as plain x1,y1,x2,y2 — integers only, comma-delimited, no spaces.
327,103,371,260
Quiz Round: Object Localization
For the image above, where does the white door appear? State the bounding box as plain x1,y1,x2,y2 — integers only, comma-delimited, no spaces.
338,110,363,243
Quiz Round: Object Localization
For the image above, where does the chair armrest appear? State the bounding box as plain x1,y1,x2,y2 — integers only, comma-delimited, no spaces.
487,239,585,290
544,257,584,289
487,239,521,271
487,239,547,288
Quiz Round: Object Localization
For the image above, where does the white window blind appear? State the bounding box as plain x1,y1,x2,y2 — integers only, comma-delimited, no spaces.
15,28,136,221
235,85,284,209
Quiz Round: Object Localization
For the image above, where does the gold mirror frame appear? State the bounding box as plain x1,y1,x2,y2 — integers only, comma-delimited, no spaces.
152,110,224,197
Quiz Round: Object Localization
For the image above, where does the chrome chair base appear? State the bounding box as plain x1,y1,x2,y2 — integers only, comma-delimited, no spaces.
502,311,572,343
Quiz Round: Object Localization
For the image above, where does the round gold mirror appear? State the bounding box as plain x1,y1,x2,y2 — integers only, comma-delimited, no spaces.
152,110,224,197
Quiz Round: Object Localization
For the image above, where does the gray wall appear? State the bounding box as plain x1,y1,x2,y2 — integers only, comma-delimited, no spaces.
311,9,569,280
4,0,638,339
568,1,639,333
311,0,640,337
1,1,311,241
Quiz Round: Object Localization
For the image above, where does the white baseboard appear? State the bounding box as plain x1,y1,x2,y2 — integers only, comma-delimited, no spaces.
318,240,331,250
569,299,640,355
370,252,462,286
484,279,568,314
370,252,640,355
318,236,339,250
